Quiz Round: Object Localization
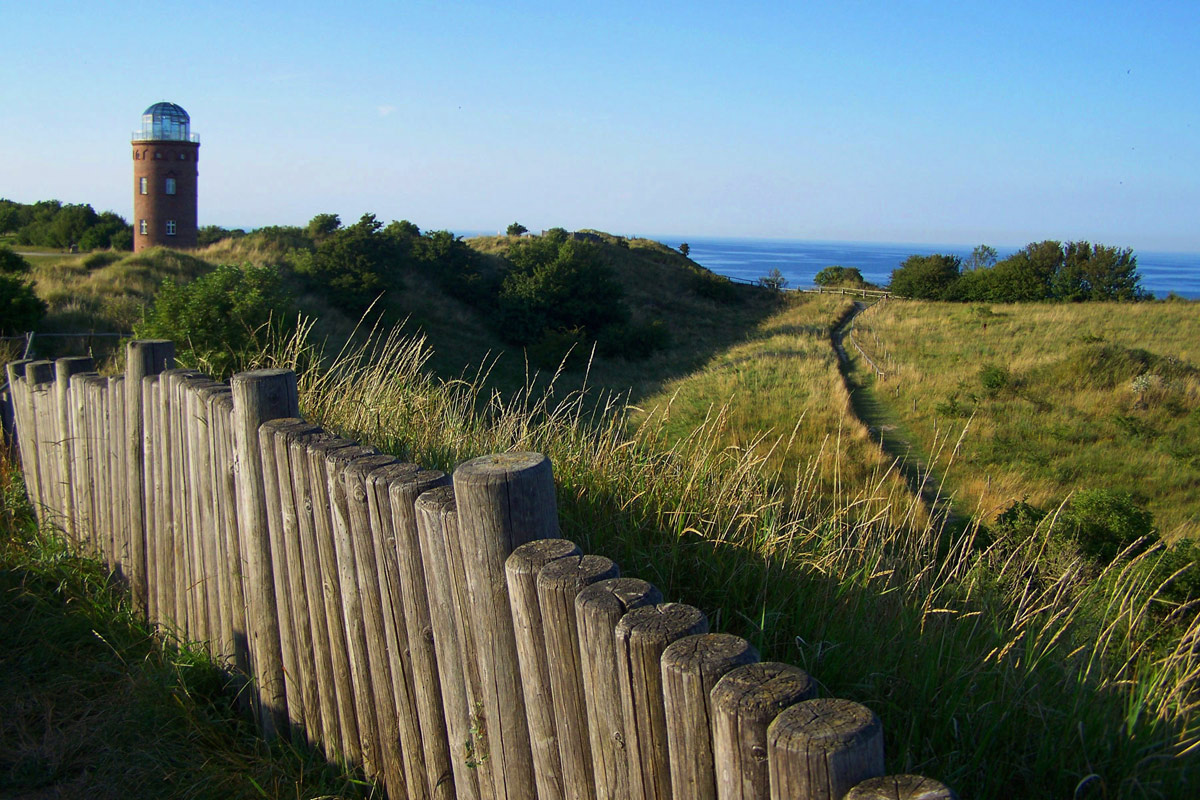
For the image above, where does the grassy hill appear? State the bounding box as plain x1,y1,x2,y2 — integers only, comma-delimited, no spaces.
7,229,1200,798
853,299,1200,539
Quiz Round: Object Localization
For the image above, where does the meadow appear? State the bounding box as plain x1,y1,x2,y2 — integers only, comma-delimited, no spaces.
852,299,1200,539
4,233,1200,798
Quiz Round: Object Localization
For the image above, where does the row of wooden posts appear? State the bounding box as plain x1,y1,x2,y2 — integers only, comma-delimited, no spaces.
2,342,956,800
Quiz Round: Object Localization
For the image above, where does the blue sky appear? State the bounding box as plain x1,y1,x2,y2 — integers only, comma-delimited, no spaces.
2,1,1198,250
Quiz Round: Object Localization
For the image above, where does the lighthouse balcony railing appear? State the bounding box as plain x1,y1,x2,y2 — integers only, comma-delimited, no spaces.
131,131,200,143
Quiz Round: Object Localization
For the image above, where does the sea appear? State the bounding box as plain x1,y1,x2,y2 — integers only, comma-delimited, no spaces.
654,237,1200,300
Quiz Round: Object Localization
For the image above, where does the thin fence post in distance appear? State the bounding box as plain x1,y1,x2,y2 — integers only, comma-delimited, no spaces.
142,375,161,624
767,698,885,800
616,602,709,800
575,577,663,800
452,452,559,800
24,361,54,519
845,775,958,800
230,367,299,739
107,375,127,580
710,661,816,800
506,538,582,800
537,553,620,800
67,371,98,551
125,339,174,616
4,361,33,488
660,633,758,800
53,356,92,543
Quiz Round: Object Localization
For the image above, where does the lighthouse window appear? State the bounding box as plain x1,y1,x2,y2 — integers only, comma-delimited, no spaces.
178,153,186,161
154,151,162,160
165,178,176,195
139,219,147,235
139,177,148,195
166,220,177,236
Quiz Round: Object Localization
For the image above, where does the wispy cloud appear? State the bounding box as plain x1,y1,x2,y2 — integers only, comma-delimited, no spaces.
377,105,397,117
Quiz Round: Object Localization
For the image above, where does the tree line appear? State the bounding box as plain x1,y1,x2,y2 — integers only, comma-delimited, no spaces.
0,199,132,251
890,241,1146,302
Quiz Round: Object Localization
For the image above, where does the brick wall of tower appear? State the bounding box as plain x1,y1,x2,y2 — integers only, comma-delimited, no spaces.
132,140,199,252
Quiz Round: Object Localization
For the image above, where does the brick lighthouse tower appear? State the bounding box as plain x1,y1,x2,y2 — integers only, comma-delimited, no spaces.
132,102,199,252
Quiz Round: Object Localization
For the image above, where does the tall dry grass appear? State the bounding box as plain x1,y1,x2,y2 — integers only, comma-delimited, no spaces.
230,319,1200,799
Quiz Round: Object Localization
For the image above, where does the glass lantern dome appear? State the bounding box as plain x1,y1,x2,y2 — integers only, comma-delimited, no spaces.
133,102,199,142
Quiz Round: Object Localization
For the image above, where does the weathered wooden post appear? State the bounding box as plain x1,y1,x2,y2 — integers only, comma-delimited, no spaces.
337,451,415,799
845,775,958,800
575,577,663,800
325,443,395,788
230,368,298,739
661,633,759,800
53,356,92,542
107,375,127,577
415,485,490,800
452,452,559,800
68,372,99,549
125,339,174,616
710,661,816,800
767,698,885,800
259,417,321,742
538,553,620,800
25,361,54,517
616,603,709,800
382,464,456,800
5,361,33,480
506,538,582,800
287,428,348,758
306,436,367,766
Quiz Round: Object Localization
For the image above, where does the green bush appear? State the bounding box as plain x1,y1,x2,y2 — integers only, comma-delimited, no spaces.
0,273,47,334
814,265,865,288
889,254,961,299
978,364,1011,397
0,245,30,274
1061,489,1156,563
134,264,296,380
497,237,627,347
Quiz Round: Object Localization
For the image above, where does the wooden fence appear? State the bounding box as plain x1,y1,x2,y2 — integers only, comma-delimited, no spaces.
2,342,955,800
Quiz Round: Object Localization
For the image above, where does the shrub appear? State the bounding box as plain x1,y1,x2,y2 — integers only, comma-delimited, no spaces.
978,364,1011,397
134,263,296,380
497,238,627,347
1060,489,1156,564
758,268,787,291
814,266,865,288
889,254,961,299
0,245,30,274
0,273,47,334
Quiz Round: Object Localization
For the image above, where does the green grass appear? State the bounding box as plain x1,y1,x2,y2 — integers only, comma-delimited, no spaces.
277,324,1200,800
0,457,379,800
854,300,1200,539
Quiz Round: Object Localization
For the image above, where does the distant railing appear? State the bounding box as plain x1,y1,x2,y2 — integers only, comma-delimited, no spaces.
2,345,957,800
